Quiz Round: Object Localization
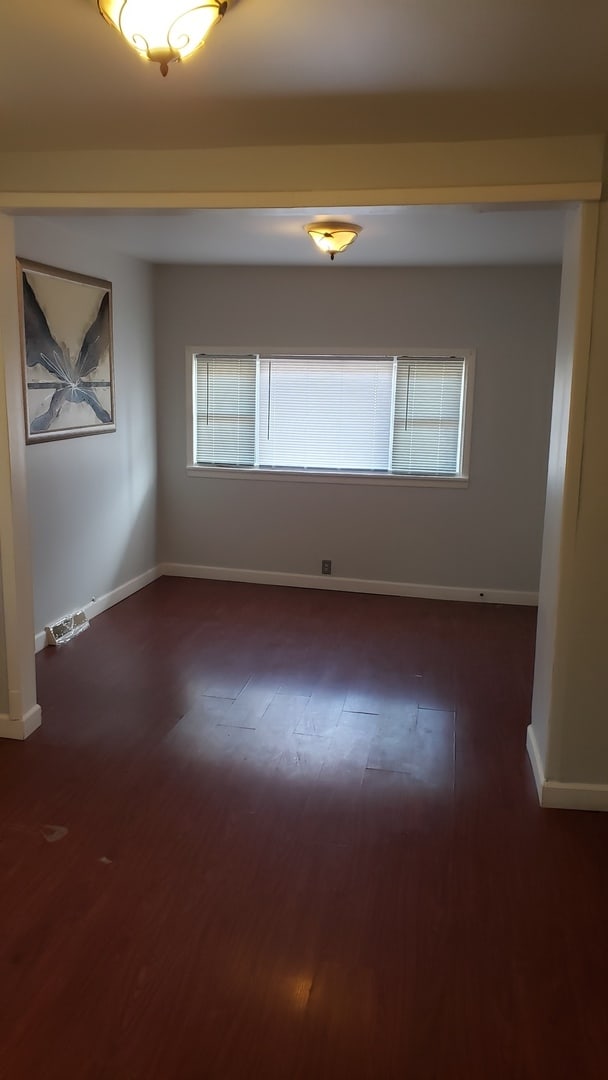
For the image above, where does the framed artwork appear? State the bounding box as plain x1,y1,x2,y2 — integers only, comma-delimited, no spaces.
17,259,115,443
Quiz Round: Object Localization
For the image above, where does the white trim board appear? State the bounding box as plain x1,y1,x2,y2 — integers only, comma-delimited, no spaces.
0,704,41,740
526,725,608,812
34,566,160,653
159,563,538,606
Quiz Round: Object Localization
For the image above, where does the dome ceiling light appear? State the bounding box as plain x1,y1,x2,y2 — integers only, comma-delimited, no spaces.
305,222,363,261
97,0,228,77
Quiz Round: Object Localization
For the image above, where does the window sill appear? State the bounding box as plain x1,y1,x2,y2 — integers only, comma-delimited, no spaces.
186,465,469,489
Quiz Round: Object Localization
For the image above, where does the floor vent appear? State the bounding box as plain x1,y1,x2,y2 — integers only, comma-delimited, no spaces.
45,609,89,646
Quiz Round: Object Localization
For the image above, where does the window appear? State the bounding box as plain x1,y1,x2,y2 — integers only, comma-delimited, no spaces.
190,351,473,483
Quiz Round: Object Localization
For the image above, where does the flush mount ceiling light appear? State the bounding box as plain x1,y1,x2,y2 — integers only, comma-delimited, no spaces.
97,0,228,77
305,222,362,261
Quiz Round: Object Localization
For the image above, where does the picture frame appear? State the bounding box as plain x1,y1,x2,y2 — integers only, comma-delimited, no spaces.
17,259,115,443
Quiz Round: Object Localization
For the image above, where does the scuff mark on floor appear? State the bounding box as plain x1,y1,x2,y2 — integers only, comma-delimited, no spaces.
41,825,68,844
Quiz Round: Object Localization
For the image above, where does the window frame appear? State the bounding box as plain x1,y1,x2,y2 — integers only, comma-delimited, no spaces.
186,346,475,488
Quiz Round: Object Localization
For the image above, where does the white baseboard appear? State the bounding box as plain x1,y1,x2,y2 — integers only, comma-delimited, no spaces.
526,725,608,812
526,724,546,802
0,704,42,740
541,781,608,812
35,566,161,653
159,562,537,607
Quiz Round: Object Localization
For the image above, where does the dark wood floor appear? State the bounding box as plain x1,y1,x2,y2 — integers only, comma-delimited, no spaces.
1,578,607,1079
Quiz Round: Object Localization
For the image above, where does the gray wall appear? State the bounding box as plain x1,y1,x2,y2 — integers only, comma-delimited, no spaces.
15,218,157,634
154,264,561,592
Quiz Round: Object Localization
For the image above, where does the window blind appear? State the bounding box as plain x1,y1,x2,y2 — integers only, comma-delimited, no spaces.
192,353,468,477
258,357,393,470
194,355,256,466
391,359,465,475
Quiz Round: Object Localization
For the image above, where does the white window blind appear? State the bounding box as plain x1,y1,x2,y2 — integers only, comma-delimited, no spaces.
194,355,256,466
192,353,469,478
258,357,393,470
392,359,465,475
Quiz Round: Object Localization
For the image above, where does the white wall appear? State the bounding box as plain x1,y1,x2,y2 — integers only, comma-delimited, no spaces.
0,565,7,712
15,218,157,635
530,204,608,793
0,212,39,734
556,204,608,785
154,264,560,594
527,203,608,807
530,208,597,769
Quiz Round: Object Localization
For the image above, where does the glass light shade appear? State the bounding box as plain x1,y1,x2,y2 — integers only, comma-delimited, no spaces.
305,222,362,260
98,0,227,76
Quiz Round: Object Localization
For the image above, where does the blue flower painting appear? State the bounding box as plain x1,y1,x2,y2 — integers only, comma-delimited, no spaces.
19,261,115,443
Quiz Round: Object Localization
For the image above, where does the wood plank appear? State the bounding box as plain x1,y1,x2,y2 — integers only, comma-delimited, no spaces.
0,578,605,1079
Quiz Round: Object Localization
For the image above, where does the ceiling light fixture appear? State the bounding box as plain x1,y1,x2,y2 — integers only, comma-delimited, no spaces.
97,0,228,77
305,222,362,261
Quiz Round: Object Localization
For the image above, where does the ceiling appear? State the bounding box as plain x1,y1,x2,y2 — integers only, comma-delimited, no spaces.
28,204,566,266
2,1,608,152
5,2,585,265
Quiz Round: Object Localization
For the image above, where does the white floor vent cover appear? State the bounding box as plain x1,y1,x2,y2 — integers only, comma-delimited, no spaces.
45,609,90,646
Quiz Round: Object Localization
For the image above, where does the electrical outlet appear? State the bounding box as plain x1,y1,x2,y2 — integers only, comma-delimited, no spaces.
321,559,332,575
